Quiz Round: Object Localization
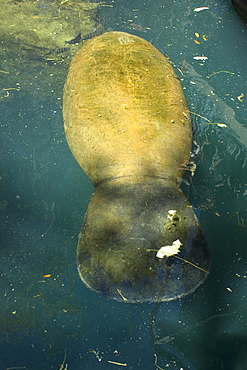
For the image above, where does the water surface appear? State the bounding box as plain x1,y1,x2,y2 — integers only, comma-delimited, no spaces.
1,0,247,369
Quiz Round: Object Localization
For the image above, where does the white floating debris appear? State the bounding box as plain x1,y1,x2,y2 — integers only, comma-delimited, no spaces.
193,56,208,61
237,93,244,101
156,239,182,258
167,209,177,220
194,7,209,12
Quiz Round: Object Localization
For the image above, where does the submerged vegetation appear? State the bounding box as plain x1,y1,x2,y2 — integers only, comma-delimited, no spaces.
0,0,102,101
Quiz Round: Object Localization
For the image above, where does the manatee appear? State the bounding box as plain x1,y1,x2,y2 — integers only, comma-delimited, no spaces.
63,31,211,303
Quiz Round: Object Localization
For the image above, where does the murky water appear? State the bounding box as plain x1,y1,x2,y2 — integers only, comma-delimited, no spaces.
1,0,247,369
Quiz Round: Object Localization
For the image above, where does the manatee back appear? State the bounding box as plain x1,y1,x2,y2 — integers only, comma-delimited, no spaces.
63,31,192,185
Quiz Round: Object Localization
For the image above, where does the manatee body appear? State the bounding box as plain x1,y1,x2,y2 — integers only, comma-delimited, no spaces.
63,31,211,303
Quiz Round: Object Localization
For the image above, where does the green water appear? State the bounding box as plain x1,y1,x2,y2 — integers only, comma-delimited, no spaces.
1,0,247,369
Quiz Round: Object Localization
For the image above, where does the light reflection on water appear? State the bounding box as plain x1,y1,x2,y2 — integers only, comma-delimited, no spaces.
1,0,247,369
